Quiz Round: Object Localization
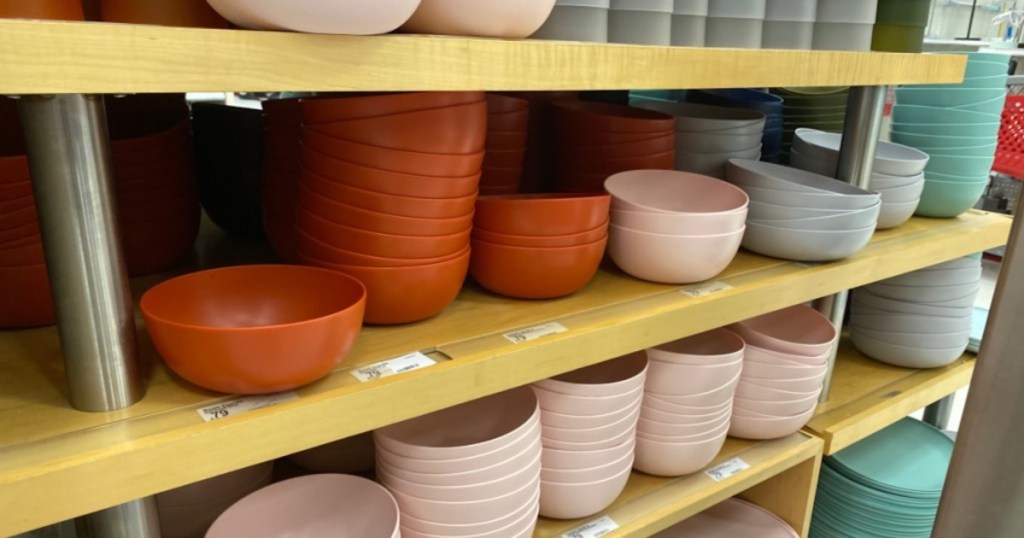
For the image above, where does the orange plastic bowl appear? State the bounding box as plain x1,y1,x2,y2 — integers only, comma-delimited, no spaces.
302,92,485,124
100,0,231,27
0,155,31,184
140,265,367,394
0,0,83,19
470,237,607,299
302,130,484,178
298,184,474,237
553,101,676,133
300,148,480,199
0,263,54,328
297,229,470,268
295,208,470,259
474,193,611,236
472,220,608,248
301,169,478,219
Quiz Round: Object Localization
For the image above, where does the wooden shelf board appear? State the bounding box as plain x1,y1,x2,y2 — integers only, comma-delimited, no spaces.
533,434,823,537
805,339,975,455
0,211,1008,535
0,20,966,94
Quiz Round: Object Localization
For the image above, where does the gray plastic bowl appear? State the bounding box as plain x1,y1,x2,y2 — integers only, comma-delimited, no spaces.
742,221,875,261
754,201,880,231
850,331,967,369
741,185,880,210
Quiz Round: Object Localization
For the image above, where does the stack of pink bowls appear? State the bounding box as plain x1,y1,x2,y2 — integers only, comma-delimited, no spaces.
470,193,610,299
552,101,676,192
207,474,401,538
105,94,200,276
374,387,541,538
481,94,529,195
156,462,273,538
0,153,53,328
728,305,836,440
635,329,744,477
260,98,302,262
531,353,647,519
605,169,748,284
295,92,486,324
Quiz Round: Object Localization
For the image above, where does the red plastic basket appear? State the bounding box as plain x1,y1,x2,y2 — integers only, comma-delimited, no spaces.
995,95,1024,178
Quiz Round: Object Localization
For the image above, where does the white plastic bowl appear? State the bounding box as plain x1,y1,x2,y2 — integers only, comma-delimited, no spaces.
849,312,971,334
757,203,881,231
851,326,971,350
727,158,880,198
864,280,981,303
741,185,880,210
793,128,929,176
632,101,766,133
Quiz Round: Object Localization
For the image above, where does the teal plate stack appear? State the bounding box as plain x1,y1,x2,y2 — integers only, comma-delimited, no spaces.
810,417,954,538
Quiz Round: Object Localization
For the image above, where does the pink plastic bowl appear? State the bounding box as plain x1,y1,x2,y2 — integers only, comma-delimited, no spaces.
740,360,827,380
728,406,816,440
644,357,743,396
641,394,732,416
538,465,632,519
400,490,538,536
744,344,829,367
539,396,642,429
540,406,641,444
542,437,636,471
647,328,746,366
609,224,744,284
376,420,542,475
605,169,749,213
730,305,837,357
611,207,747,235
379,450,541,502
401,0,556,38
633,433,728,477
541,424,637,452
733,394,820,417
636,419,730,444
540,450,634,483
378,437,541,487
640,402,732,424
741,371,828,393
389,475,539,523
645,370,742,407
734,381,820,402
533,383,645,416
637,413,731,437
533,351,647,397
206,0,421,34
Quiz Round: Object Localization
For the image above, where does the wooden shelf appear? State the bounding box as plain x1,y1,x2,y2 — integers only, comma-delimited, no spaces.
805,339,975,455
533,434,823,538
0,20,966,94
0,211,1009,536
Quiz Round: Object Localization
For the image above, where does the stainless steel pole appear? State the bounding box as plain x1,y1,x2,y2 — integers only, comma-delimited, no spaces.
933,197,1024,538
79,498,161,538
922,394,956,431
16,94,145,412
817,86,887,401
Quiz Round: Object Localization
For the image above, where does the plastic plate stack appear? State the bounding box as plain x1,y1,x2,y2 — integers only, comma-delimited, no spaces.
685,89,784,162
374,387,542,538
635,329,745,476
851,256,981,368
654,498,800,537
532,354,646,519
605,170,748,284
892,52,1009,217
728,305,835,440
811,418,954,538
791,128,929,229
726,159,880,261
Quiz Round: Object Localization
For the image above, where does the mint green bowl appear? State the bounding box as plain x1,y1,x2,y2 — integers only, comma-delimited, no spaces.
950,94,1007,115
916,179,987,217
890,130,996,149
924,153,995,176
891,121,1000,138
924,170,990,183
924,143,998,157
895,87,1006,108
919,74,1008,90
891,104,1000,124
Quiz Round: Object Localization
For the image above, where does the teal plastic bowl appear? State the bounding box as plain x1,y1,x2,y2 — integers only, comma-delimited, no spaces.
924,143,998,157
964,51,1011,65
890,121,1000,138
924,153,995,177
924,170,990,183
964,61,1010,78
889,130,996,149
950,94,1007,115
891,104,1000,124
915,179,987,217
919,74,1008,90
895,87,1006,108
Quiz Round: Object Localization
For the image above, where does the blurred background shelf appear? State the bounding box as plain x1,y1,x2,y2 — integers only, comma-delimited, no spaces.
0,211,1009,536
804,339,975,455
0,20,966,94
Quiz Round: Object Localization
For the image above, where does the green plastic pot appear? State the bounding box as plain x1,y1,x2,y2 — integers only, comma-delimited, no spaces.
872,24,926,53
875,0,932,26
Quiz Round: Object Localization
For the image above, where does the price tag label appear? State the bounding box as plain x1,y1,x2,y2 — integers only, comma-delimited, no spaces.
680,281,733,298
503,322,568,344
562,516,620,538
197,392,299,423
705,457,750,482
350,351,436,382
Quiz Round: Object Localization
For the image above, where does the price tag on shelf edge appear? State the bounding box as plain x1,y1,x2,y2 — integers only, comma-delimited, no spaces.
350,351,437,383
705,457,750,482
680,281,733,299
197,392,299,423
503,322,568,344
562,516,620,538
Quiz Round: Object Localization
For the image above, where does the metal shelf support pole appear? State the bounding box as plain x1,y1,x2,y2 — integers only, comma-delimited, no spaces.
817,85,887,401
933,199,1024,537
923,394,956,431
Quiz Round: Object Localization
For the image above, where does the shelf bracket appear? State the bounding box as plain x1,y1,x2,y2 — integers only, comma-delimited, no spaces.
817,85,887,402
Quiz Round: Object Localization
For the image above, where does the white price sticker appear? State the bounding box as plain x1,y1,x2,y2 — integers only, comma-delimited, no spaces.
562,516,620,538
350,351,436,382
680,281,733,298
705,457,750,482
503,322,568,344
197,392,299,423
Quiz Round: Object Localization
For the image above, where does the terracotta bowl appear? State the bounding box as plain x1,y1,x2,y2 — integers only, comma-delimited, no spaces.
301,168,477,218
298,229,469,268
553,101,676,133
300,148,481,199
0,155,32,185
303,130,485,178
302,92,485,123
100,0,230,26
298,184,474,236
0,0,83,19
470,236,607,299
295,209,469,259
474,193,611,236
0,263,54,328
472,220,608,248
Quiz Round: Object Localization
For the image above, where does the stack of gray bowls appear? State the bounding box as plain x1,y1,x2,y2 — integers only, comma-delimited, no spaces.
726,159,880,261
608,0,672,45
531,0,610,42
850,256,982,368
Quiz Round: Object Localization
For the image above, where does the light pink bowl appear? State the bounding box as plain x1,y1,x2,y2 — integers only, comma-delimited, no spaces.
206,475,399,538
741,372,827,393
734,381,820,402
542,437,636,471
533,351,648,397
374,387,538,461
744,344,829,367
542,424,637,451
379,450,541,502
206,0,421,34
645,369,742,404
400,0,556,38
389,475,540,523
740,361,827,380
637,413,731,438
640,402,732,425
376,420,540,475
655,497,800,537
605,169,750,214
633,433,727,477
636,419,731,444
541,449,635,483
642,394,733,416
644,357,743,396
539,395,642,429
728,407,816,440
540,406,641,444
608,224,744,284
611,207,747,236
731,305,837,357
377,437,540,487
403,503,539,538
539,465,632,520
400,490,538,537
533,383,645,416
647,328,746,366
733,394,819,417
157,463,273,538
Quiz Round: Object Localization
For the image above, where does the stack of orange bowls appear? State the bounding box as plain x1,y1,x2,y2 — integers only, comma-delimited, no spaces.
552,101,676,192
95,0,232,27
260,98,302,262
295,92,486,324
0,0,83,19
481,94,530,195
470,194,611,299
0,151,53,328
105,94,200,276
